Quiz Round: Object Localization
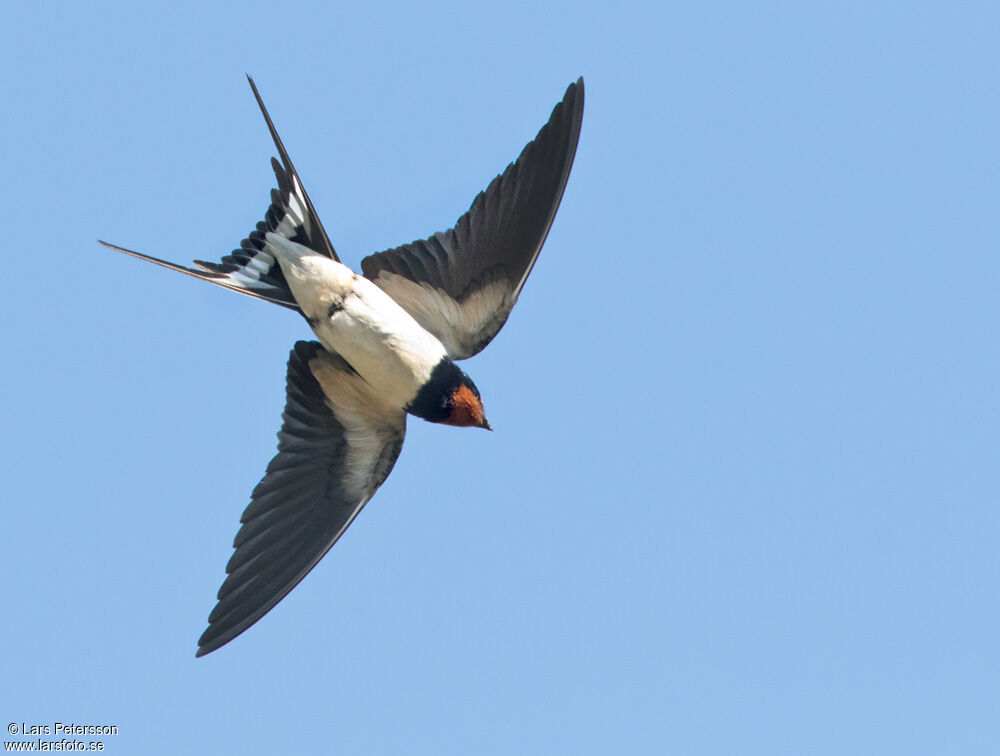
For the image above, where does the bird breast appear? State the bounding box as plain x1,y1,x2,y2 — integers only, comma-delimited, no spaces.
268,234,448,408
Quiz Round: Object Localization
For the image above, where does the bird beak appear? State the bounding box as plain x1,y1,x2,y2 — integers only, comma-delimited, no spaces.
480,417,493,431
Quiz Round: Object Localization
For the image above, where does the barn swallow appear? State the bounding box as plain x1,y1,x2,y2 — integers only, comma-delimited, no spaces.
101,75,583,656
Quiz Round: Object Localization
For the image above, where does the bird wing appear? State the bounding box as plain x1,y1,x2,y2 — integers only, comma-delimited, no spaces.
196,341,406,657
361,78,584,360
101,76,337,308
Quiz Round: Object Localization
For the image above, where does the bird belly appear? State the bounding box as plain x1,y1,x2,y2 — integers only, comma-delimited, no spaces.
268,236,447,408
311,288,446,408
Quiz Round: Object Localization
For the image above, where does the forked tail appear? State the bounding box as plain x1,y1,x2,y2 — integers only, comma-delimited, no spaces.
100,76,338,312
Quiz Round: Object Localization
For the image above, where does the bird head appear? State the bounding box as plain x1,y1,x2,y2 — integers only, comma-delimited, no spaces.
444,378,492,430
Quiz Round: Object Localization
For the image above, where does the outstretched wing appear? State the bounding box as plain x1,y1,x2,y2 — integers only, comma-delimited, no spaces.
197,341,406,657
361,78,584,359
101,76,337,308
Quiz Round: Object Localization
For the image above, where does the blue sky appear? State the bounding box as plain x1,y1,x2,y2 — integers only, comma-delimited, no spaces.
2,1,999,753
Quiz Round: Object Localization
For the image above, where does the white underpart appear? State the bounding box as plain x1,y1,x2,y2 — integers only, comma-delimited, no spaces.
267,233,448,408
373,272,512,358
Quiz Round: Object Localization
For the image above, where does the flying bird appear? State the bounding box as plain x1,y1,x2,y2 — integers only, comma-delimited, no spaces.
101,75,584,656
